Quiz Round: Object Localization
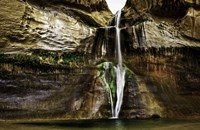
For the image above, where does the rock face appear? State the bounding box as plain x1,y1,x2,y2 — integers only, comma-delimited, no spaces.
26,0,112,26
0,0,200,120
121,0,200,42
0,0,112,53
0,0,26,49
122,47,200,118
178,7,200,40
0,0,112,119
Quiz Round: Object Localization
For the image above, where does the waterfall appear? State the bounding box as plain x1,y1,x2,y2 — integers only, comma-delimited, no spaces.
104,62,115,116
113,10,126,118
97,11,126,118
105,0,127,118
109,87,115,116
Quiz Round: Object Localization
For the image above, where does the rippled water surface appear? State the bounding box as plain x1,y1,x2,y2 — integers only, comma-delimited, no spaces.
0,119,200,130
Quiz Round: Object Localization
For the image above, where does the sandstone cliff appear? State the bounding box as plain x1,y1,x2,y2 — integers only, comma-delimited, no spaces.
0,0,199,120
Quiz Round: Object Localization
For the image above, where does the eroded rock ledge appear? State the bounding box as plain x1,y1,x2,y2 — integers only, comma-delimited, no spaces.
26,0,113,26
122,0,200,41
0,0,199,120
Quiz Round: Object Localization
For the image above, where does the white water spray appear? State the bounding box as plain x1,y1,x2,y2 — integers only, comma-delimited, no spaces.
105,0,127,118
113,10,126,118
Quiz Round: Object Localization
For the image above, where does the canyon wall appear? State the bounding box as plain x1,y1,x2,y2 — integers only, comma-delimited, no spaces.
0,0,199,119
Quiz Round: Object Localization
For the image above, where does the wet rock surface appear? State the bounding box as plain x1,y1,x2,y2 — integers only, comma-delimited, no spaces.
122,47,200,118
0,0,200,120
0,64,98,119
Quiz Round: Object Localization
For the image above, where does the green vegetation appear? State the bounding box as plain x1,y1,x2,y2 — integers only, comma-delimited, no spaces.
97,62,117,104
96,62,135,107
0,50,85,68
14,55,40,66
33,50,85,65
0,54,40,67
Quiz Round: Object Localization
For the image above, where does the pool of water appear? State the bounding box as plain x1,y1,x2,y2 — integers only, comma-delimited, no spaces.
0,119,200,130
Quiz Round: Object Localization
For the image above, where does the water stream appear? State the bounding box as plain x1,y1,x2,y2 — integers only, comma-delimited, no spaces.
104,0,127,118
113,10,126,118
100,10,126,118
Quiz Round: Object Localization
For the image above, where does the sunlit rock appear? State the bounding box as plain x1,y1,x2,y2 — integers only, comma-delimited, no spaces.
177,7,200,40
184,0,200,6
26,0,113,26
0,0,112,53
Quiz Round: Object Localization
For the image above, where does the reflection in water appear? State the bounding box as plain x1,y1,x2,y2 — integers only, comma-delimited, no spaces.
115,120,123,130
0,119,200,130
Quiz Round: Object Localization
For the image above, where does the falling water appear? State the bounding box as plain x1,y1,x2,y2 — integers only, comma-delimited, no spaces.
113,10,126,118
105,0,127,118
109,87,115,116
104,62,115,116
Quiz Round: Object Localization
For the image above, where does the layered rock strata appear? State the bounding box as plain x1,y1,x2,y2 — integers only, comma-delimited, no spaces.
0,0,199,120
